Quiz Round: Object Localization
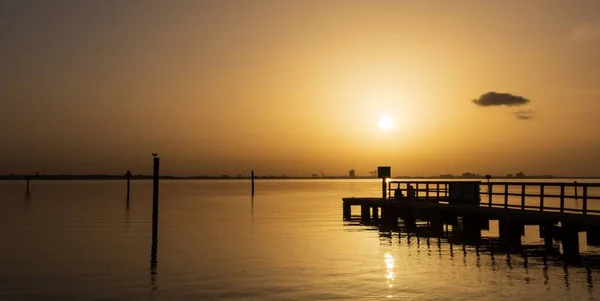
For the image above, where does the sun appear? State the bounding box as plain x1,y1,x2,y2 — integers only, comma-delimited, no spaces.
378,115,394,131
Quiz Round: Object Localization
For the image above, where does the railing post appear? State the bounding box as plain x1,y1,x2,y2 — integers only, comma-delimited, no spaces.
488,184,493,207
583,185,588,215
426,183,429,200
415,183,419,198
521,184,526,210
437,183,440,200
539,185,544,211
504,184,509,209
560,184,565,213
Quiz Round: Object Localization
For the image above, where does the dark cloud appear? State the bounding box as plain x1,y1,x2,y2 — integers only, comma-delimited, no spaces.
513,109,536,120
472,92,530,107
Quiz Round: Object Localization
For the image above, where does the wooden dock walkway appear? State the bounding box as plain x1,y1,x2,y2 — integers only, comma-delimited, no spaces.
343,180,600,259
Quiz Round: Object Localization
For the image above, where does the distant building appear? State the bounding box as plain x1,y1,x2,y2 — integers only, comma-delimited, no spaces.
349,169,356,178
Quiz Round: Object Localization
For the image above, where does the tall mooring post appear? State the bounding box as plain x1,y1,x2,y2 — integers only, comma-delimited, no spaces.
151,154,160,264
378,166,391,200
125,170,132,205
251,169,255,196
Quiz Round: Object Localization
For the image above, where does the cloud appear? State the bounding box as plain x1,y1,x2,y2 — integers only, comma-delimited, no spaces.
572,22,600,41
472,92,530,107
513,109,536,120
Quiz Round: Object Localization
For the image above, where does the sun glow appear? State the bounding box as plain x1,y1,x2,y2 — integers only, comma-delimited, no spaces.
378,115,394,131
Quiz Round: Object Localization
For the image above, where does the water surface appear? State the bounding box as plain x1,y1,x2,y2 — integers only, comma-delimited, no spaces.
1,179,600,300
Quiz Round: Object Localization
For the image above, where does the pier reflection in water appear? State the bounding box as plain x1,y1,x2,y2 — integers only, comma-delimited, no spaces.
347,215,600,299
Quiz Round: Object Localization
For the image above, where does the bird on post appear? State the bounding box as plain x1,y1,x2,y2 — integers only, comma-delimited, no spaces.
152,153,158,157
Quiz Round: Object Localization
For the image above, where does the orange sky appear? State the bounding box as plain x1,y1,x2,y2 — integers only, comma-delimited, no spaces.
1,1,600,176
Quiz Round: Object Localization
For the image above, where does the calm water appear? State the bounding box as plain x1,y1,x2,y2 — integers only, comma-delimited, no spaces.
1,179,600,300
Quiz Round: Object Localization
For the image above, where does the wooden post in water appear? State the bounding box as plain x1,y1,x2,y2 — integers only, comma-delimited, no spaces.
251,170,255,196
25,175,30,193
151,154,160,264
125,170,132,206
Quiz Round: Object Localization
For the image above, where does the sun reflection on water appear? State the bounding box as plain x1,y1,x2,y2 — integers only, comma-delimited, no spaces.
384,253,396,296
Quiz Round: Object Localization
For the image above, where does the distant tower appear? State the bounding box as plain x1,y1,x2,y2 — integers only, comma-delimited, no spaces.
349,169,356,178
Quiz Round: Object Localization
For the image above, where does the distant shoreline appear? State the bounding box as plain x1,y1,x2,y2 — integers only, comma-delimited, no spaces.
1,175,600,181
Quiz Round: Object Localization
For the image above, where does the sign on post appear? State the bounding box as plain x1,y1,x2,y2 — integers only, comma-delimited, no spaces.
377,166,391,178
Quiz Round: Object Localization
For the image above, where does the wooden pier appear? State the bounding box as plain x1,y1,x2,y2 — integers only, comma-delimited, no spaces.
343,180,600,259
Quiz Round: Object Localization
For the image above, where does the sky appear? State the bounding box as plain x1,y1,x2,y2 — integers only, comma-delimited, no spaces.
1,0,600,177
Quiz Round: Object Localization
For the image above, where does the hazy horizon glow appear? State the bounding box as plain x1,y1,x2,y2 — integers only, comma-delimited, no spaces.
2,1,600,177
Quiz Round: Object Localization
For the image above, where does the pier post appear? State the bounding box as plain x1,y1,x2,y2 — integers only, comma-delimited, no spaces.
462,216,482,243
586,227,600,246
541,223,555,250
361,205,371,224
499,217,522,252
402,212,417,232
479,218,490,231
372,206,379,222
382,178,387,199
429,215,444,237
381,205,398,227
561,223,580,260
151,155,160,264
125,170,132,205
251,170,255,196
25,175,30,193
343,203,351,220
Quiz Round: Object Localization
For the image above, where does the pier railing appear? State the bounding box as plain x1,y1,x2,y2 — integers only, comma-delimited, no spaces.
387,180,600,216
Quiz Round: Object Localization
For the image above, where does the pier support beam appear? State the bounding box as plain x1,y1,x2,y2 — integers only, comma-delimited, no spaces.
561,223,580,260
343,203,351,221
